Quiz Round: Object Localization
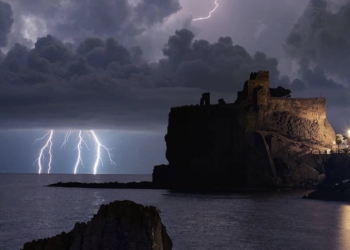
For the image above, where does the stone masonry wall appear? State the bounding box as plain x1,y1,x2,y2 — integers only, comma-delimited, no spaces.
267,97,326,120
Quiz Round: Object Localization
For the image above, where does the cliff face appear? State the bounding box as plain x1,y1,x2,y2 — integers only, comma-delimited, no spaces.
159,105,269,187
152,71,336,189
257,97,335,147
22,200,172,250
259,111,334,146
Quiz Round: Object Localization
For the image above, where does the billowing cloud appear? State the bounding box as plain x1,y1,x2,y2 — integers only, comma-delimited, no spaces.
284,0,350,80
2,0,186,68
0,28,288,130
280,0,350,125
0,1,13,47
162,29,283,91
2,0,349,132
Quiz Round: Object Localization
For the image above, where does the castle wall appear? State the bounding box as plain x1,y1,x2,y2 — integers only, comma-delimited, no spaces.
256,87,269,106
154,71,336,188
267,97,326,120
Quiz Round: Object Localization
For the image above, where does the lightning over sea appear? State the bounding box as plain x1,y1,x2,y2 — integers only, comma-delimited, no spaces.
34,130,115,175
192,0,219,21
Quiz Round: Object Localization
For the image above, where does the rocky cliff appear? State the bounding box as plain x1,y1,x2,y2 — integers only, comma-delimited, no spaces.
303,153,350,201
22,200,172,250
152,71,336,189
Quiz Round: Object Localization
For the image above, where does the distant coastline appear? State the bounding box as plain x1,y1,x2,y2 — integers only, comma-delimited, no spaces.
48,180,316,193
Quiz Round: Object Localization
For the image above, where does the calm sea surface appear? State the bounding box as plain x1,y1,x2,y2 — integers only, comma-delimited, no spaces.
1,174,350,250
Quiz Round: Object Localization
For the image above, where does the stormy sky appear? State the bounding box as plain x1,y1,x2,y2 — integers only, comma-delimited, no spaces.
1,0,350,174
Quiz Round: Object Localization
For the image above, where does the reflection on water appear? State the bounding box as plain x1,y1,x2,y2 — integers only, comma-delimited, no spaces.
2,174,350,250
93,191,105,206
340,205,350,249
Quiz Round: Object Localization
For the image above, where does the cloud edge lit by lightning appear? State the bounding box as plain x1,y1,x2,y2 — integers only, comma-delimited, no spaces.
192,0,219,22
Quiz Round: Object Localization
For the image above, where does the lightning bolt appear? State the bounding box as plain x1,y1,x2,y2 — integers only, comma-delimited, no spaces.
35,130,54,174
193,0,219,21
60,131,71,149
47,132,53,174
72,131,82,174
90,130,115,175
35,130,115,175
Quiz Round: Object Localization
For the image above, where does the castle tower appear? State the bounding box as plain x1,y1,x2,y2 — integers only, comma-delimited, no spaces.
247,71,269,96
236,71,270,106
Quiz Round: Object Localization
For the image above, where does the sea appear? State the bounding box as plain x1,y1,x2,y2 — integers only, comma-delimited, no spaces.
1,174,350,250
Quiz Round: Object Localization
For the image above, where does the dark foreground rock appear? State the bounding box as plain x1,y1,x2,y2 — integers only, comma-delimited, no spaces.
22,200,172,250
303,180,350,202
303,189,350,202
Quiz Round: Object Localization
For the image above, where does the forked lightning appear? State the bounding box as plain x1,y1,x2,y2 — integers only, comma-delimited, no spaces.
60,131,71,149
35,130,54,174
34,130,114,174
90,130,115,175
193,0,219,21
73,130,85,175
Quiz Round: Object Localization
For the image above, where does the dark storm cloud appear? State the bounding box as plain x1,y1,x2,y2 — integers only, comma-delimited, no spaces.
34,35,71,64
280,57,350,109
297,59,344,90
0,1,13,47
53,0,135,40
289,65,350,108
162,30,283,91
0,50,4,61
2,43,29,72
284,57,344,94
281,0,350,114
284,0,350,80
3,0,185,68
0,28,289,130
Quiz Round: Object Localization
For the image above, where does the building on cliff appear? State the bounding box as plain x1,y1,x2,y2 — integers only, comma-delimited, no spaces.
153,71,336,188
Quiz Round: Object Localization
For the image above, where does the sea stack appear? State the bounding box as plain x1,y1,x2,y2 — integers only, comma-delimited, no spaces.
22,200,172,250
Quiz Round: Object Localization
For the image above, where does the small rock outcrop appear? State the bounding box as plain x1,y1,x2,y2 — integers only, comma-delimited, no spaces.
303,154,350,201
303,180,350,202
22,200,172,250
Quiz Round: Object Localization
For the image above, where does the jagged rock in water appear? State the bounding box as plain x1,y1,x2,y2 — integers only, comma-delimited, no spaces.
22,200,172,250
303,180,350,201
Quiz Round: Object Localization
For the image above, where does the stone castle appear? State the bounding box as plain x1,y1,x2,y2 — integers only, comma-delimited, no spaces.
153,71,336,188
238,71,324,120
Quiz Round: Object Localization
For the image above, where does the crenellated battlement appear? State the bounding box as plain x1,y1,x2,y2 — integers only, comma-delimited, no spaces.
250,71,269,80
173,71,328,125
170,70,331,142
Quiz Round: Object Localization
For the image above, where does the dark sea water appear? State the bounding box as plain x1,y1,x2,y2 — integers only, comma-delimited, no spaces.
1,174,350,250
